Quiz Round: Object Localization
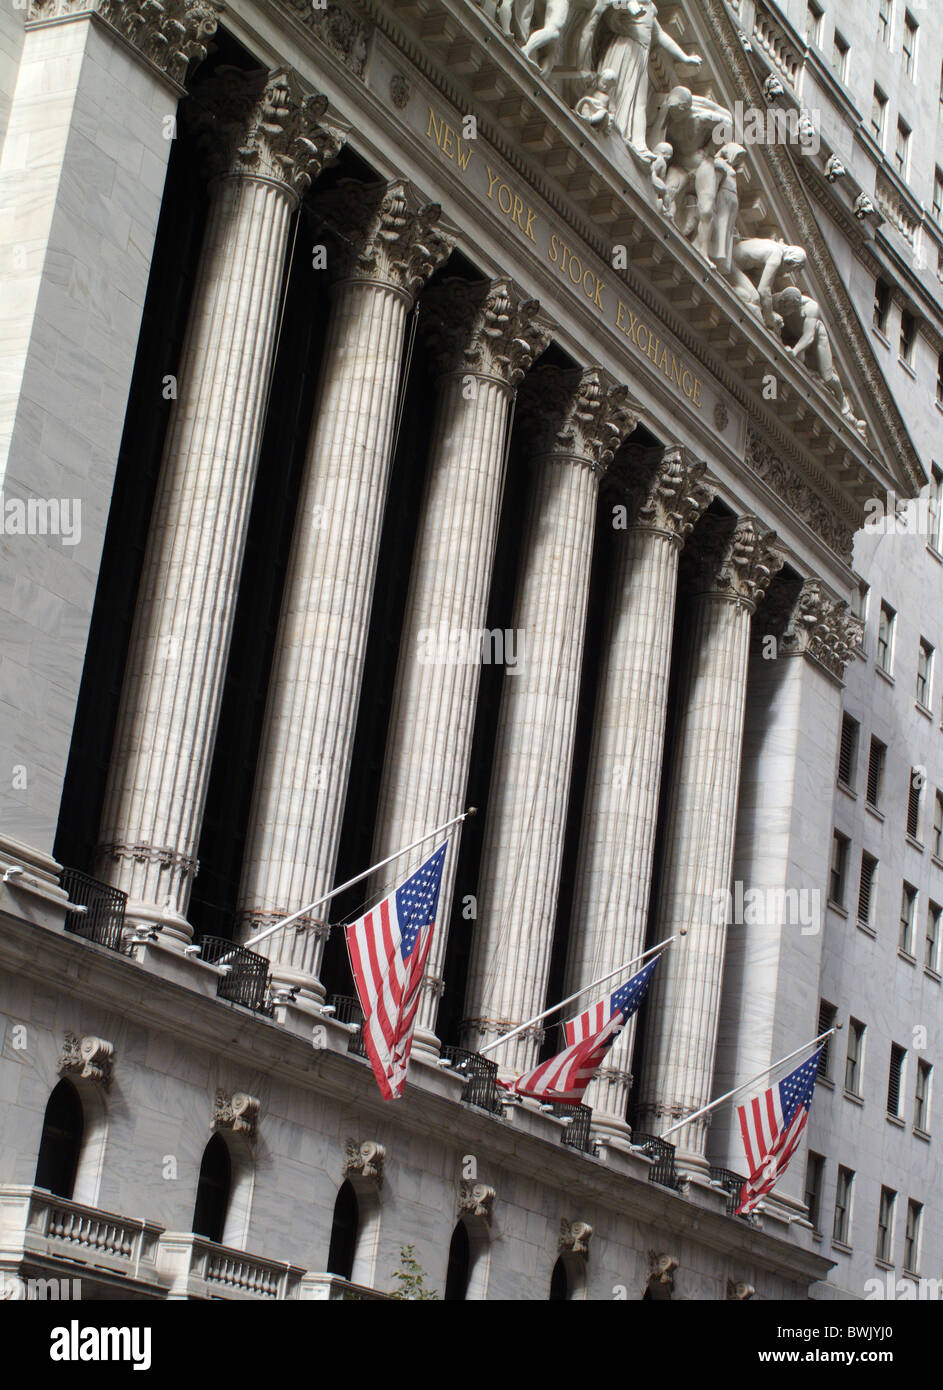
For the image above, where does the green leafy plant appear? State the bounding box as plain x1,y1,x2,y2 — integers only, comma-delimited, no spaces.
389,1244,439,1300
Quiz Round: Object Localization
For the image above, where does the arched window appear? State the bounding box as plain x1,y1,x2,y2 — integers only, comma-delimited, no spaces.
444,1221,471,1301
327,1180,359,1281
192,1134,231,1245
549,1256,569,1301
34,1079,84,1199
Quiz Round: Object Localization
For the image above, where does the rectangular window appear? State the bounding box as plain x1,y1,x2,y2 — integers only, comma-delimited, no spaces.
934,792,943,858
833,1166,854,1245
832,31,849,81
818,1000,837,1078
926,900,941,971
900,882,917,954
877,1187,897,1263
871,86,887,144
904,1199,922,1273
934,168,943,224
895,119,911,178
805,1,823,45
845,1018,866,1095
831,832,849,907
867,736,886,807
888,1043,907,1117
917,639,934,707
937,355,943,406
902,11,918,78
914,1059,932,1132
907,770,923,841
878,0,892,46
858,852,878,928
873,279,892,333
900,310,917,365
930,467,943,548
805,1152,825,1231
877,603,896,673
838,713,859,787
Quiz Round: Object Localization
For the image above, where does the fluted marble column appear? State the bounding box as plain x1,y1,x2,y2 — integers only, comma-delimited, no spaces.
635,515,782,1171
461,367,638,1077
95,70,344,945
369,279,552,1055
563,447,712,1140
234,180,452,1005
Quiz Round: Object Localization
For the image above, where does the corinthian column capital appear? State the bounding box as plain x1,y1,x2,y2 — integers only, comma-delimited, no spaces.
517,366,639,472
28,0,222,85
190,67,346,199
423,278,553,386
614,445,714,539
316,179,454,299
778,578,863,677
686,514,783,608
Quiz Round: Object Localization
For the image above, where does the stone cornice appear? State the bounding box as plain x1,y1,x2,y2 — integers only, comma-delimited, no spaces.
313,178,453,299
422,277,553,386
516,366,638,472
613,444,714,540
187,66,346,198
27,0,222,86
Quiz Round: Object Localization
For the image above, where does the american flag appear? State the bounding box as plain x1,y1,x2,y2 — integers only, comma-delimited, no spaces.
500,960,657,1105
345,844,446,1101
735,1047,823,1216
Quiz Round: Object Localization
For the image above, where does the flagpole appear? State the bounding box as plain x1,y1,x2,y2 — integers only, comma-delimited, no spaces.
476,934,682,1058
241,807,477,951
657,1024,842,1140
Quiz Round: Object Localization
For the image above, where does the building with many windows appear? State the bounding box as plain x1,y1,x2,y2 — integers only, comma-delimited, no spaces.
0,0,940,1301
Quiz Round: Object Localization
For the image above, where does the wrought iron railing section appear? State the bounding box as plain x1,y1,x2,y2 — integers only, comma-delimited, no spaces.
327,994,367,1057
550,1102,595,1154
60,868,129,953
632,1133,683,1190
441,1046,504,1115
199,936,274,1016
709,1165,747,1216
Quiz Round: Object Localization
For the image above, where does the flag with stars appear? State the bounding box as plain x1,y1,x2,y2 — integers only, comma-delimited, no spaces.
735,1047,823,1216
346,845,447,1100
499,960,658,1106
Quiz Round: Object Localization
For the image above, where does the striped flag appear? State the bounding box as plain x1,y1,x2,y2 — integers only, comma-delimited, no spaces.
499,960,657,1105
345,844,446,1101
735,1047,823,1216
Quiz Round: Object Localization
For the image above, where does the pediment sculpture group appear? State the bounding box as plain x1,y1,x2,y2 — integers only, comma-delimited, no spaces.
487,0,865,436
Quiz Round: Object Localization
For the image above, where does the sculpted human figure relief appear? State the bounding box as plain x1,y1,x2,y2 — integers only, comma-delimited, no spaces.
575,66,617,131
773,288,866,434
727,237,807,328
650,87,735,263
709,142,747,275
576,0,702,162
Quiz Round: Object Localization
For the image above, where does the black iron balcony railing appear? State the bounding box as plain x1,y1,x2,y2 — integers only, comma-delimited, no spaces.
199,937,274,1017
550,1102,595,1154
441,1046,504,1115
632,1133,682,1190
60,869,128,954
709,1165,747,1216
327,994,367,1057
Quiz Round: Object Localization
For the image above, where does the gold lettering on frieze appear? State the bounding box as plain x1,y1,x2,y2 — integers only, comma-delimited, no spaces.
426,107,473,172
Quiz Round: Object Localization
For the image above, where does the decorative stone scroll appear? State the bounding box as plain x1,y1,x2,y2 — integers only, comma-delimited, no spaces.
646,1250,679,1299
459,1182,495,1222
280,0,371,77
27,0,221,85
314,179,453,299
778,579,863,679
213,1091,260,1139
685,513,783,609
344,1140,386,1188
516,366,639,472
559,1219,593,1257
58,1034,116,1090
614,444,713,540
727,1278,755,1300
745,433,855,562
423,278,553,386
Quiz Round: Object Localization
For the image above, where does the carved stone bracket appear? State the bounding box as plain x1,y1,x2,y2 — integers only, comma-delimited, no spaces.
646,1250,679,1299
727,1278,755,1300
778,578,863,678
559,1219,593,1258
687,514,782,607
58,1033,115,1090
27,0,221,86
213,1090,260,1139
613,445,714,541
423,278,553,386
344,1139,386,1187
459,1181,495,1222
517,366,638,473
188,67,346,200
314,178,453,299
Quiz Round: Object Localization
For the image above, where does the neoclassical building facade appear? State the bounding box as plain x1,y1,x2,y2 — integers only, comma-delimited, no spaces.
0,0,930,1299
